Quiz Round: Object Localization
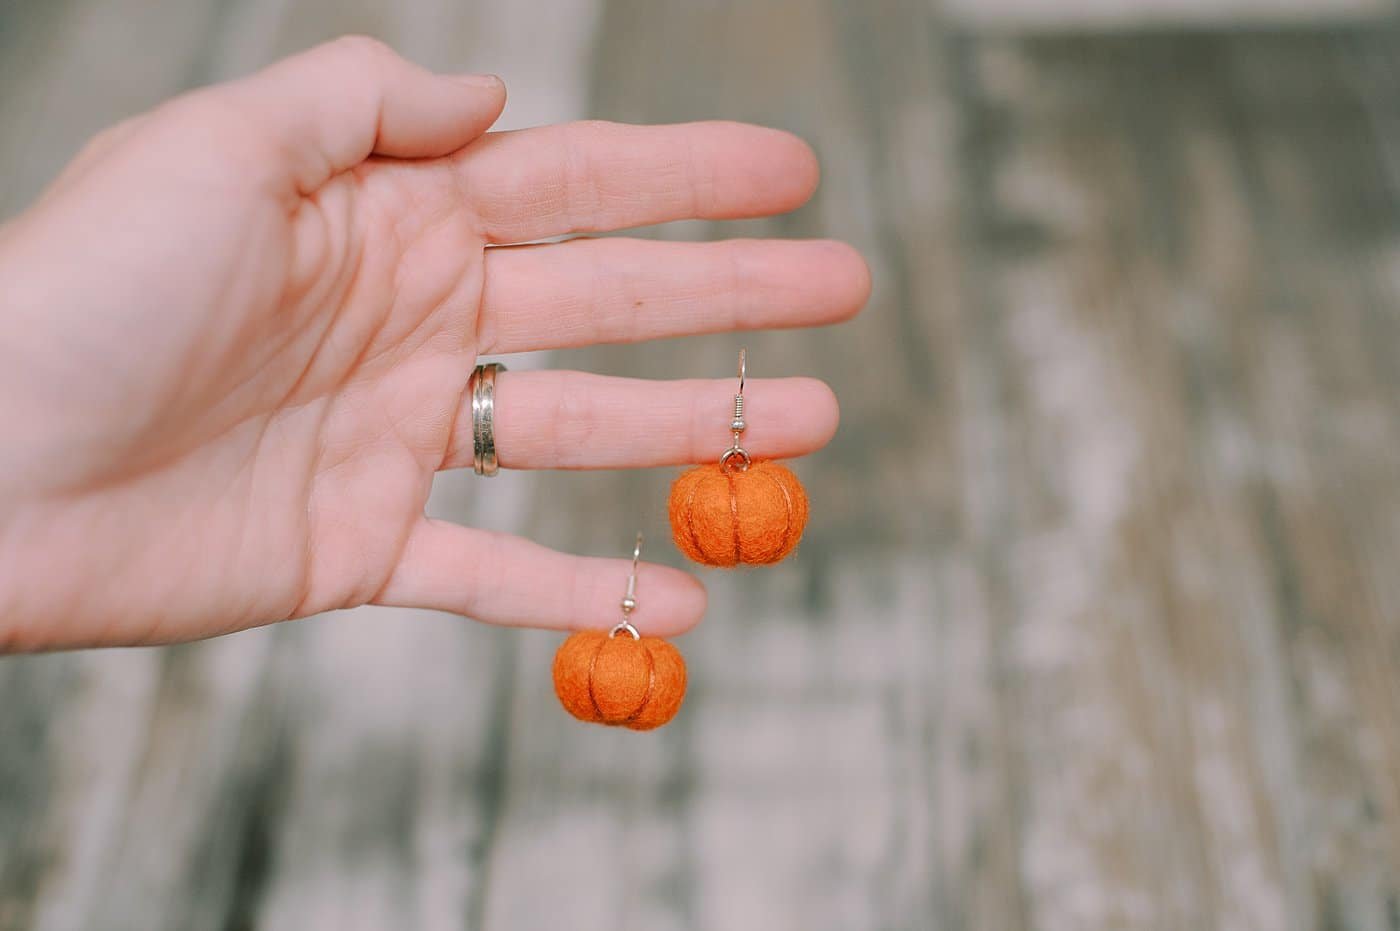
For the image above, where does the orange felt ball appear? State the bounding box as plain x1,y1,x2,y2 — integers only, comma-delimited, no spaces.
552,630,687,731
668,460,809,567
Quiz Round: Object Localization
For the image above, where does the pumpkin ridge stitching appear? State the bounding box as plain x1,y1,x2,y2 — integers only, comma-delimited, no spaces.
585,634,608,723
681,471,708,563
625,641,656,723
768,467,795,559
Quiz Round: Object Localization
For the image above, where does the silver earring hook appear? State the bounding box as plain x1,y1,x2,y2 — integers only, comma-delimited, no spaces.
609,532,643,640
720,348,752,472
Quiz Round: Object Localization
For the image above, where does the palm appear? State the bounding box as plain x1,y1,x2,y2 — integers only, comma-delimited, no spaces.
218,157,496,628
0,38,868,651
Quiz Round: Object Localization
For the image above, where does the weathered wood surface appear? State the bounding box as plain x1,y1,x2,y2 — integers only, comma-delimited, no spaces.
4,2,1400,929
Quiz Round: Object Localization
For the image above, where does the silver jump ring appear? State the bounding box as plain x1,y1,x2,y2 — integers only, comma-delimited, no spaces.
469,362,507,476
609,621,640,640
719,446,751,472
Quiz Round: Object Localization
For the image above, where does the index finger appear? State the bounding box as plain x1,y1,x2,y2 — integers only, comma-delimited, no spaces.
458,120,819,243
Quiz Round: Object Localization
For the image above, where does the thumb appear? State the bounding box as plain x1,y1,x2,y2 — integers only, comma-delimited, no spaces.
218,35,506,193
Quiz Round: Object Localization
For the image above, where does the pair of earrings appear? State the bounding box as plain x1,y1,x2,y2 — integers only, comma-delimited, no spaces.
552,350,811,730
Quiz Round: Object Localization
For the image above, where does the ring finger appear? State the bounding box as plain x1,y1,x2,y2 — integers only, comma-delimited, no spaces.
441,371,839,471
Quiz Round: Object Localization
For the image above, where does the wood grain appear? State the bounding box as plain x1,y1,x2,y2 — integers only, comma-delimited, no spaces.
2,2,1400,930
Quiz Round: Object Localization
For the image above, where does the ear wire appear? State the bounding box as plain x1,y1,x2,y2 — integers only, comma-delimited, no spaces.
610,532,644,640
720,348,752,472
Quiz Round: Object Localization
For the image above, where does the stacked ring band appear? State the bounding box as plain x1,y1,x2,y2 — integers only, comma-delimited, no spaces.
469,362,506,476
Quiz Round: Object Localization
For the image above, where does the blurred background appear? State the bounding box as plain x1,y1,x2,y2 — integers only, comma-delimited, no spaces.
4,0,1400,929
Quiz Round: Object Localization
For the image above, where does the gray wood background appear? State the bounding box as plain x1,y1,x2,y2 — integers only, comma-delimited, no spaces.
3,1,1400,929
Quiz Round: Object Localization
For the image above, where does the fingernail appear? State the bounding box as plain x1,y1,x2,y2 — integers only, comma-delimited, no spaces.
450,73,502,89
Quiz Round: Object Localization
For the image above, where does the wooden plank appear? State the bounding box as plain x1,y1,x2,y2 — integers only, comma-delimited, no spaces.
945,0,1393,32
552,8,1400,930
951,28,1400,929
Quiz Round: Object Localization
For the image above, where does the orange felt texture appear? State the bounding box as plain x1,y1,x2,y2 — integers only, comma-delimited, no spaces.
589,635,653,720
628,638,687,731
552,630,687,730
669,460,809,567
553,630,607,723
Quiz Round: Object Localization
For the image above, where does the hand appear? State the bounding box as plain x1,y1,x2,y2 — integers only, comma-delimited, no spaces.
0,37,869,651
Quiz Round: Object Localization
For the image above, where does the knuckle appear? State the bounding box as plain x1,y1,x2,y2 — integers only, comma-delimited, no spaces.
558,124,601,226
328,34,395,64
82,119,134,153
154,91,279,168
552,372,597,465
570,119,617,139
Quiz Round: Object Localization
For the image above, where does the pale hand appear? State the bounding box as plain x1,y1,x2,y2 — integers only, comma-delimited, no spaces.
0,38,869,651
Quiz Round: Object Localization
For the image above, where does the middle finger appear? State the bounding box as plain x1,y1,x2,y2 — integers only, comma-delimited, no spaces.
478,236,870,354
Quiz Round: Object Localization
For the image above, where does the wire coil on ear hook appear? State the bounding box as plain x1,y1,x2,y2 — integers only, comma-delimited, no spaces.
720,348,751,472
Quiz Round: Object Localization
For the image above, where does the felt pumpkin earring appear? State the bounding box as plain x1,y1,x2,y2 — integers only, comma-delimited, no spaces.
552,534,687,731
669,349,810,567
